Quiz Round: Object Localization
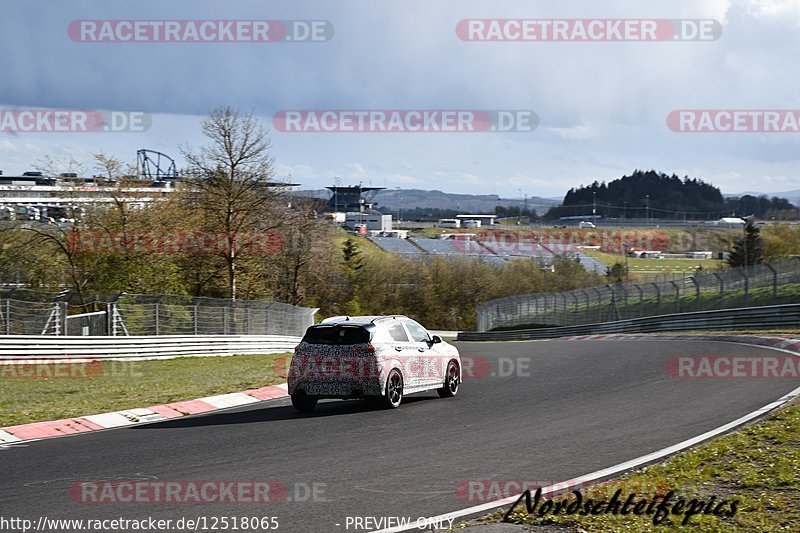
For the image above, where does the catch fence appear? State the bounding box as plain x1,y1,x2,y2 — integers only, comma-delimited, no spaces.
0,290,317,337
476,258,800,332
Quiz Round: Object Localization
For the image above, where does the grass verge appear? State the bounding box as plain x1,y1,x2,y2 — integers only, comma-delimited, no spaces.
466,401,799,532
0,353,290,427
585,250,726,273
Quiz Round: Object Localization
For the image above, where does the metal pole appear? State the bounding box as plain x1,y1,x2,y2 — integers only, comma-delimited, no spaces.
691,276,701,311
670,281,681,313
764,263,778,304
633,283,644,318
713,272,724,309
652,283,661,316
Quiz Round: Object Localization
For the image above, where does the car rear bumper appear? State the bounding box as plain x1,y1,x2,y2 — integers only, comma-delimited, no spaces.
288,377,384,398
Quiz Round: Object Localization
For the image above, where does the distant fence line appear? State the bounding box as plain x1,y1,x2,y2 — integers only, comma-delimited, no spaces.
476,258,800,332
0,290,317,337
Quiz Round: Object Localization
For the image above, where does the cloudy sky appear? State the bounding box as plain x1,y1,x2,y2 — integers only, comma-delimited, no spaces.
1,0,800,198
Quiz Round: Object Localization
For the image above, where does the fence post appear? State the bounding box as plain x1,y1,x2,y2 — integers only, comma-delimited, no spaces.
571,291,579,318
223,306,228,335
690,276,701,311
670,281,681,314
651,283,661,316
154,303,160,336
742,267,750,300
633,284,644,317
579,288,590,324
4,299,9,335
193,305,199,335
592,287,604,323
63,302,68,335
559,293,568,326
609,286,620,321
713,272,724,309
763,263,778,304
246,307,251,335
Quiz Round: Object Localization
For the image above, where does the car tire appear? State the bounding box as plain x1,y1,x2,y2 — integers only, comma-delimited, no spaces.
438,360,460,398
291,393,318,412
383,369,403,409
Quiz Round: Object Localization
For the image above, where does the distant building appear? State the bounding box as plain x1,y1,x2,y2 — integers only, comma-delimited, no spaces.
437,219,461,228
716,217,746,227
456,214,497,225
326,185,384,213
345,212,392,232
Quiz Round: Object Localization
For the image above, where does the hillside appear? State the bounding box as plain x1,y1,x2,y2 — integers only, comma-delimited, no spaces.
544,170,797,220
295,188,559,213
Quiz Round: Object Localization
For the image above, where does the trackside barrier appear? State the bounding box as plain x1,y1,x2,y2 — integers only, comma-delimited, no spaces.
476,258,800,332
458,303,800,341
0,335,301,362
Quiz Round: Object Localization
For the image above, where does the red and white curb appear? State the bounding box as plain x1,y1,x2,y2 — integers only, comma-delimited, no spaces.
0,383,288,445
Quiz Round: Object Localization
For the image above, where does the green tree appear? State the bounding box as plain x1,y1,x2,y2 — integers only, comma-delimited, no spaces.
762,224,800,260
607,262,627,283
727,221,763,267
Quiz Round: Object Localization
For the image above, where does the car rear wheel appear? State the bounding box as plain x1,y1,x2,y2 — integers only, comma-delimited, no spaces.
438,360,460,398
384,369,403,409
291,392,318,412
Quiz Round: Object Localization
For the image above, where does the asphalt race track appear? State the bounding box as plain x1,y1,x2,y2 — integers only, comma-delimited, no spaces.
2,339,798,532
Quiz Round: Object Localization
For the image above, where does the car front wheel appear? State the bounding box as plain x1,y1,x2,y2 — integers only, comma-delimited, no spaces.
291,392,318,412
438,360,460,398
384,369,403,409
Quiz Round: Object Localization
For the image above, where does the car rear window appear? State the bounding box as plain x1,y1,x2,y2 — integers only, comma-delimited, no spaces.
302,326,371,345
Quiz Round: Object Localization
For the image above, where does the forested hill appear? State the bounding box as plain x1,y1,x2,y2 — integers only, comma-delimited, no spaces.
544,170,796,219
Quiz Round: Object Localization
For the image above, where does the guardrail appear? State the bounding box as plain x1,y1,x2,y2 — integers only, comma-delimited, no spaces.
0,335,301,362
458,303,800,341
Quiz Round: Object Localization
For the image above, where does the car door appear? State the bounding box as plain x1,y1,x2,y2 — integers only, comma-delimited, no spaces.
402,320,442,388
384,320,417,388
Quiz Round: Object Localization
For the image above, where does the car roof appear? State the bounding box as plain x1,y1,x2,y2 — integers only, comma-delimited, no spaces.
318,315,410,326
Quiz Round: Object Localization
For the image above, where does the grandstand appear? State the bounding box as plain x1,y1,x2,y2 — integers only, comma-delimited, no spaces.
368,235,606,274
412,238,494,256
368,237,423,255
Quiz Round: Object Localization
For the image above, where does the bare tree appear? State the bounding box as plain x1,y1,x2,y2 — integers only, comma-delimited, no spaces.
181,106,284,300
34,155,85,177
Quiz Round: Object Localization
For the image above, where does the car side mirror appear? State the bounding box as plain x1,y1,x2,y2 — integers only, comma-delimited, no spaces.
430,335,442,344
